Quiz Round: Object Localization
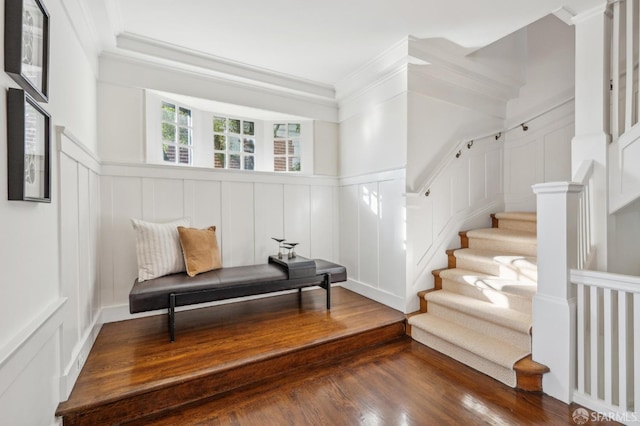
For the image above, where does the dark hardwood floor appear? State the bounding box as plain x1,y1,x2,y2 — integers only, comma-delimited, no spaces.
57,287,617,425
127,338,618,426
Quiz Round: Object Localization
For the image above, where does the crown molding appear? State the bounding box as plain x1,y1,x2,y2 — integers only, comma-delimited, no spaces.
99,52,338,122
116,32,335,101
335,37,422,101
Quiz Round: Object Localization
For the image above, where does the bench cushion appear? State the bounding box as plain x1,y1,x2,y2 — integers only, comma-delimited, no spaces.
129,259,346,314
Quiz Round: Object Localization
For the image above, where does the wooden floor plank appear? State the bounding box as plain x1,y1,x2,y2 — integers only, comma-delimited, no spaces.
57,286,619,426
56,287,405,423
128,338,620,426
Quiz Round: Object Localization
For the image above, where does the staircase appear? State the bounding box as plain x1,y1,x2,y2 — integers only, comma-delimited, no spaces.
408,212,549,391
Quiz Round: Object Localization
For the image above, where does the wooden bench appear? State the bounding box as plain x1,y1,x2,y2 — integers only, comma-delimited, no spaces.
129,257,347,341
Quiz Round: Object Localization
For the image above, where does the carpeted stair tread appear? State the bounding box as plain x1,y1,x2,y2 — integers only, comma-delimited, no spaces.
466,228,536,256
408,313,529,370
494,212,537,222
439,268,537,299
425,290,531,333
451,248,537,282
467,228,536,242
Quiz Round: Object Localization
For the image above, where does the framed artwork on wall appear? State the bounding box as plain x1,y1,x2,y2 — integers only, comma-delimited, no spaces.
7,88,51,202
4,0,50,102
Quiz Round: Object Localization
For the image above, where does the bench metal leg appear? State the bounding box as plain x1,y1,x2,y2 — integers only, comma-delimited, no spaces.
324,273,331,309
169,293,176,342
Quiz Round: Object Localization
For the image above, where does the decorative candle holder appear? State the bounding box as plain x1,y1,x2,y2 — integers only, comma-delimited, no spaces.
284,242,299,259
271,237,286,259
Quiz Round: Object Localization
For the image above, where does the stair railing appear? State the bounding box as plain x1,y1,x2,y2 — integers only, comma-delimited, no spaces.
572,269,640,421
610,0,640,143
573,160,595,270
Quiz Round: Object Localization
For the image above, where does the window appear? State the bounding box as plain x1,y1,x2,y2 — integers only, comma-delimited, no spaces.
273,123,301,172
161,102,192,165
213,116,255,170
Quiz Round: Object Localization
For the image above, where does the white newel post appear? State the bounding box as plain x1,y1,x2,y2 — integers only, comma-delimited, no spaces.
532,182,582,404
572,3,610,270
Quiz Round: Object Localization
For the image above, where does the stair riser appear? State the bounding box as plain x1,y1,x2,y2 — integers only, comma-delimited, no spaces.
411,327,517,388
440,279,532,314
454,257,537,282
468,238,537,257
425,303,531,351
496,219,536,233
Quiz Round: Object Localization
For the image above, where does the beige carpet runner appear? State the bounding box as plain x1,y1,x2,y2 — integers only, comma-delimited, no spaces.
409,212,537,387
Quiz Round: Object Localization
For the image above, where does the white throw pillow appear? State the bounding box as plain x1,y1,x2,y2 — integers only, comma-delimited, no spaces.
131,217,190,282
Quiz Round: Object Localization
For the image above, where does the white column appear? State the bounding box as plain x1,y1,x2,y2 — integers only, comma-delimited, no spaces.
572,3,611,270
532,182,582,403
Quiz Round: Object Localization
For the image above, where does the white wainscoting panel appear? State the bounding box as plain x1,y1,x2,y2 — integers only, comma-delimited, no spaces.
309,185,336,260
339,185,360,282
57,128,102,399
406,135,504,313
504,102,574,211
358,182,380,287
378,178,407,295
254,183,284,262
100,165,339,312
221,182,255,267
339,169,406,310
284,184,311,259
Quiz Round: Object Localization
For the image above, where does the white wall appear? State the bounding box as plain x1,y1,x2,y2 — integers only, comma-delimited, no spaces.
506,14,575,123
339,92,407,178
504,101,575,211
99,164,339,314
0,0,98,423
339,170,407,310
406,90,505,193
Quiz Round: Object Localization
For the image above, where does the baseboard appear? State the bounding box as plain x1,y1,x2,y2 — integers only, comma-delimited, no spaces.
341,279,405,312
60,316,103,400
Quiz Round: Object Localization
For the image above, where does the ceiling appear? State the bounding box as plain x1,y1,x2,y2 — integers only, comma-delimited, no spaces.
87,0,604,87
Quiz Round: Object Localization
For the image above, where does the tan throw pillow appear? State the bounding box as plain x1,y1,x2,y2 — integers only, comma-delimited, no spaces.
177,226,222,277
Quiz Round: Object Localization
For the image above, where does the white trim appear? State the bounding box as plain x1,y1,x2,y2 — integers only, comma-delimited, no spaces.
341,279,405,312
335,37,413,102
571,2,611,25
60,317,102,400
99,52,339,123
101,161,339,186
570,269,640,293
0,298,66,398
57,126,101,174
553,6,577,26
338,167,406,187
532,181,584,194
116,33,335,101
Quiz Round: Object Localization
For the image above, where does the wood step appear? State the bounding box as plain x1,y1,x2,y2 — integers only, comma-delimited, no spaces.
514,355,550,392
55,288,406,425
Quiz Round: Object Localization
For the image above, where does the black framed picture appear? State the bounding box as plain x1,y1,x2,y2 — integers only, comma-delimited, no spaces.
7,88,51,202
4,0,50,102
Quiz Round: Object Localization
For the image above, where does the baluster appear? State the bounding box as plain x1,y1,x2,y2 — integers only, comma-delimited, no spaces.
618,291,629,411
577,284,586,395
636,0,640,124
590,286,600,398
633,293,640,412
627,0,635,131
613,0,621,140
603,288,613,405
